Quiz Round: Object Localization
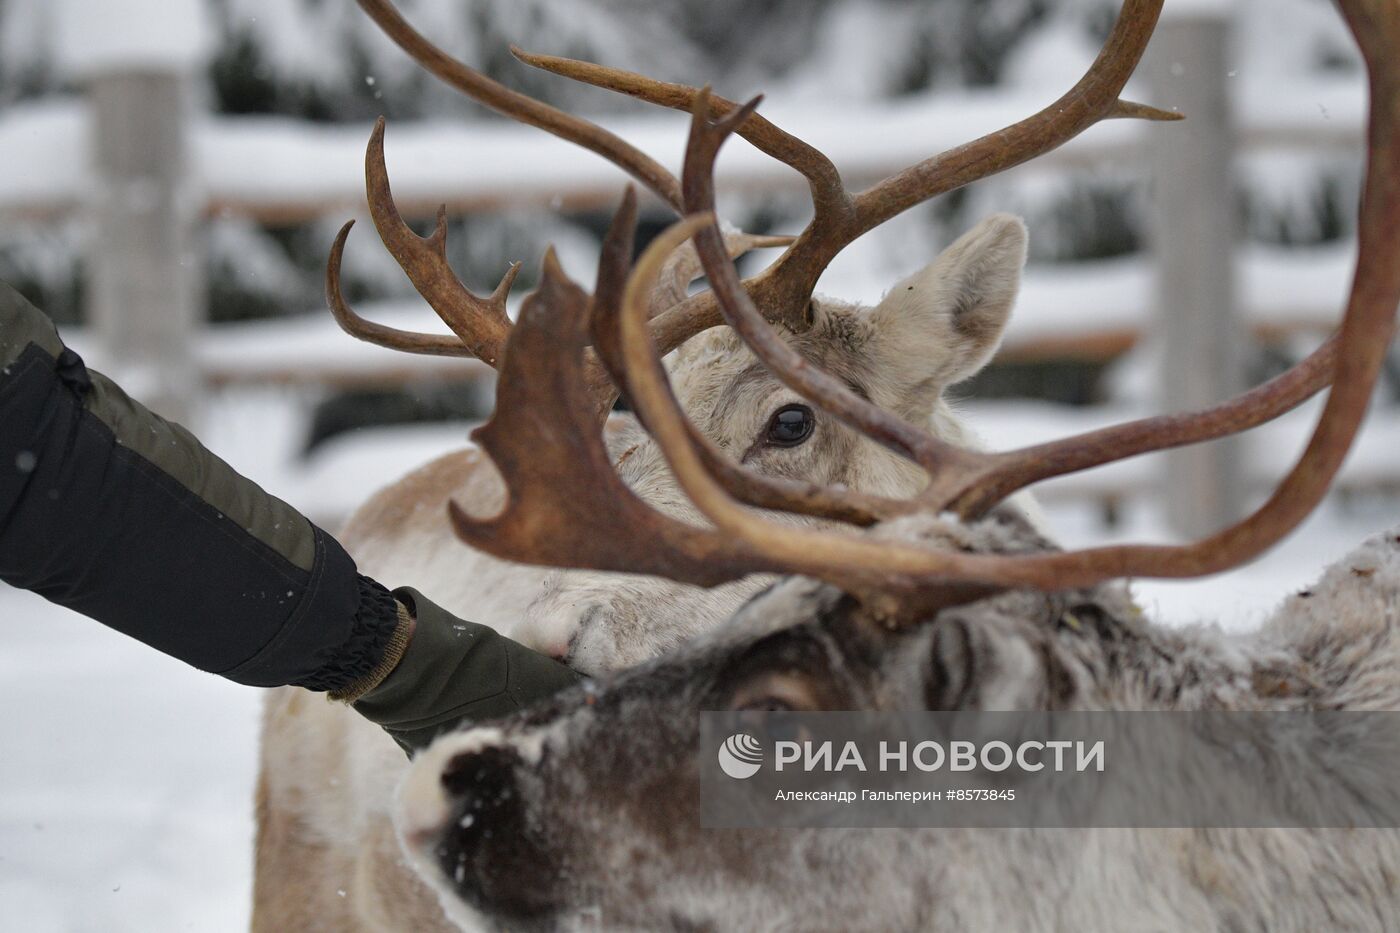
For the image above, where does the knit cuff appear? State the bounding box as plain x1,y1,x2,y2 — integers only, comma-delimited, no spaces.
327,599,415,702
294,573,401,694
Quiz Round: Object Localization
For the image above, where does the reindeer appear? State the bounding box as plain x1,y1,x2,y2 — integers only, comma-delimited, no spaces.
253,0,1047,928
380,0,1400,927
400,517,1400,932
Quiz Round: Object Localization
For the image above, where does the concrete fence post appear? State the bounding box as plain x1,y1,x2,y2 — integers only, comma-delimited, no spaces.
1146,4,1245,539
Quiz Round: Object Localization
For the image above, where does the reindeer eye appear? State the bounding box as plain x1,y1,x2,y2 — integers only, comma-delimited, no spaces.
765,404,814,448
728,670,823,714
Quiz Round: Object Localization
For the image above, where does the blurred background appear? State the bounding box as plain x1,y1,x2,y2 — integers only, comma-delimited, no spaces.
1,1,1395,930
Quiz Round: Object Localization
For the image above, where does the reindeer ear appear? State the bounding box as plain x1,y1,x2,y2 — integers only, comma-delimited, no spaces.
867,214,1027,410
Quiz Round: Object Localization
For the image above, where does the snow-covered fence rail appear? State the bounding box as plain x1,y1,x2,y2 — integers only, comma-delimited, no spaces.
0,79,1364,372
0,82,1365,224
58,306,489,389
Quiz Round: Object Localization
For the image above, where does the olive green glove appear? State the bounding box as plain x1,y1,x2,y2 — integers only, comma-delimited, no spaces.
340,587,582,755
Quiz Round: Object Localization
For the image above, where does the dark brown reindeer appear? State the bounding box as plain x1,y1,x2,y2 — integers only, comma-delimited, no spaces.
387,0,1400,929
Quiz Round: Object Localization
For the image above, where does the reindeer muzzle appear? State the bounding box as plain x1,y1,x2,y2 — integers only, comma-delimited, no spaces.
402,741,563,923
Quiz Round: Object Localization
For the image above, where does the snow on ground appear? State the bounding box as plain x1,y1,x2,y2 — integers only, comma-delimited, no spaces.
2,409,1398,931
0,584,260,933
1054,498,1400,634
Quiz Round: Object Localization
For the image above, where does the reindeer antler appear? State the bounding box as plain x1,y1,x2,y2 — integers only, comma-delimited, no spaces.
446,201,783,587
327,0,799,409
515,0,1179,338
458,0,1397,621
328,120,518,365
601,1,1398,615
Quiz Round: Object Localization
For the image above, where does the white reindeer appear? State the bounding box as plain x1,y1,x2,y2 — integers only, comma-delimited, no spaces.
370,0,1397,926
252,3,1032,924
258,0,1400,926
253,214,1026,930
399,514,1400,932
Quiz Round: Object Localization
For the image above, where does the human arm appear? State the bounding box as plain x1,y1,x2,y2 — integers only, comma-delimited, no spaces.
0,282,577,752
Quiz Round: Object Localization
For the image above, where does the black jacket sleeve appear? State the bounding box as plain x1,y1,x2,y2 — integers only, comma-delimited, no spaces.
1,283,582,748
0,282,398,690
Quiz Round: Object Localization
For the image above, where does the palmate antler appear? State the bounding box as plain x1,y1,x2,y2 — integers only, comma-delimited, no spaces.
448,188,911,574
449,0,1399,621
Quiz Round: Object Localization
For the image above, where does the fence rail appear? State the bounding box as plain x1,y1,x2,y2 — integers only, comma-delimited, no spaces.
0,82,1364,384
0,79,1366,223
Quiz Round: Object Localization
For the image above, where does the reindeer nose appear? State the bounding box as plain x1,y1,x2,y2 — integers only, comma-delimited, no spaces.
427,746,558,919
436,746,522,875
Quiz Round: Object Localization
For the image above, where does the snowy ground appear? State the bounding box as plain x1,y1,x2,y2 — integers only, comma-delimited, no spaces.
2,427,1398,931
0,585,259,933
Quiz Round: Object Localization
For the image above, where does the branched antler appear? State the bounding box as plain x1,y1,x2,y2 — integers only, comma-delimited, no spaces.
489,0,1394,620
518,0,1180,338
329,0,798,409
334,0,1397,624
447,206,780,587
619,0,1399,616
329,118,517,366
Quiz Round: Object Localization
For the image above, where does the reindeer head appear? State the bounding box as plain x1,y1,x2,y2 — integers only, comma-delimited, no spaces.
402,521,1400,932
512,214,1026,671
392,512,1171,931
328,0,1029,673
366,0,1400,925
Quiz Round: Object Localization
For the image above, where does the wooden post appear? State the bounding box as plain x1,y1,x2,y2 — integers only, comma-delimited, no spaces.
87,73,202,423
67,0,209,425
1146,6,1244,539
